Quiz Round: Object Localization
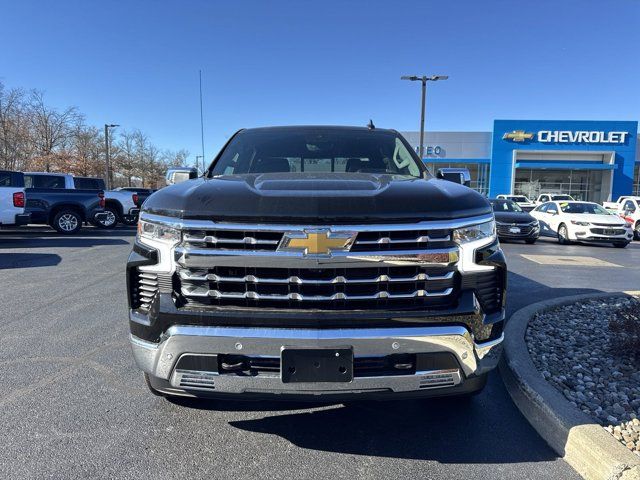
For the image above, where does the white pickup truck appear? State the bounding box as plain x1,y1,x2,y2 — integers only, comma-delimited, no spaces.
0,170,30,227
24,172,139,228
602,196,640,240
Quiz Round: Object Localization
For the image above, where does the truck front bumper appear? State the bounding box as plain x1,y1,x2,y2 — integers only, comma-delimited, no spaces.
130,324,503,399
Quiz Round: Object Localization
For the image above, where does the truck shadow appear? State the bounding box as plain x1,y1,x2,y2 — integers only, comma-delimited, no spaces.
0,252,62,269
0,226,134,249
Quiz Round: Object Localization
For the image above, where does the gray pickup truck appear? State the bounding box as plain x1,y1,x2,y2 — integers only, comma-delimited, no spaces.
127,126,506,401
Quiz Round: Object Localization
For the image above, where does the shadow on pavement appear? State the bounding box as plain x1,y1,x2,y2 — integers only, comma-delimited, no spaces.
0,226,134,249
0,252,62,269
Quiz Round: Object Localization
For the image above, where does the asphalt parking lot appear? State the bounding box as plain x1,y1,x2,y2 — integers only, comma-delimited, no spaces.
2,228,639,479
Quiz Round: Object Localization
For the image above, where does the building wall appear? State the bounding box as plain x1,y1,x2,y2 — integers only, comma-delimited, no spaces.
490,120,638,200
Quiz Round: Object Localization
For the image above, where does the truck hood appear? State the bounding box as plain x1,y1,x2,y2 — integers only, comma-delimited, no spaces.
143,173,492,223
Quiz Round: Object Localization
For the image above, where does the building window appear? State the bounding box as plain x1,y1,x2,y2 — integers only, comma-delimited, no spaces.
634,164,640,196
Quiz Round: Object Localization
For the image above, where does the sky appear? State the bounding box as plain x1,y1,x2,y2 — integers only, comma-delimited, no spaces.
1,0,639,164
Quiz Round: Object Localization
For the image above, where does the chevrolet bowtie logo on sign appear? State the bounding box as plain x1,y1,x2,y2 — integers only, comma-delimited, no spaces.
502,130,535,142
279,229,357,255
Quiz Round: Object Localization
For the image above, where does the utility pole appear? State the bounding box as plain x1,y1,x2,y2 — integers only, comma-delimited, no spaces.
400,75,449,159
104,123,119,189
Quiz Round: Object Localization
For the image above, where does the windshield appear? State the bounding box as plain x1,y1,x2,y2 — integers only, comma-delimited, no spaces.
510,196,528,202
490,200,523,212
209,128,425,178
552,195,573,201
559,202,611,215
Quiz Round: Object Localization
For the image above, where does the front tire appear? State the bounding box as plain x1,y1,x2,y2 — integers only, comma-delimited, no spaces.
94,207,119,229
524,238,537,244
613,241,630,248
52,210,82,234
143,373,167,397
557,224,571,245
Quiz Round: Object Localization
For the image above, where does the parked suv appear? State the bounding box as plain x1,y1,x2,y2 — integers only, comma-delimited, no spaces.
0,170,30,227
127,126,506,401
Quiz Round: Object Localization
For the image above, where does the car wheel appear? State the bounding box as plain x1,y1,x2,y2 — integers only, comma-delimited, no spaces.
524,238,537,244
52,210,82,234
613,241,630,248
557,224,571,245
635,221,640,241
94,207,119,229
121,215,138,226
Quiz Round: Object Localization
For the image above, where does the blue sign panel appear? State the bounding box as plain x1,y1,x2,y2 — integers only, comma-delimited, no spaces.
489,120,638,199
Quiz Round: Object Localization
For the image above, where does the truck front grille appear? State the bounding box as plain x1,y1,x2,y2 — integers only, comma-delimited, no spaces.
181,226,453,253
178,265,457,310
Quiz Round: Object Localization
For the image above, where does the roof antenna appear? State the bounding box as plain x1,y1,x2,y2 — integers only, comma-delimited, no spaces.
367,119,375,130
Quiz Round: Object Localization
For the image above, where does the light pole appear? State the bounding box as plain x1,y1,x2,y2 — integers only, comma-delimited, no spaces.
104,123,119,190
401,75,448,159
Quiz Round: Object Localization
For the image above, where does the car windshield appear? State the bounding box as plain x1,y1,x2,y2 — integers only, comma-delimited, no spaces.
209,128,425,178
559,202,610,215
490,200,523,212
510,196,528,202
553,195,573,201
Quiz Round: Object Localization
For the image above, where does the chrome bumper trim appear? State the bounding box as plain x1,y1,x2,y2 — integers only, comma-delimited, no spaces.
130,326,503,394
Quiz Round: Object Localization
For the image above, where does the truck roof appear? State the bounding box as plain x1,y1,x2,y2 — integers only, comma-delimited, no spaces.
238,125,399,135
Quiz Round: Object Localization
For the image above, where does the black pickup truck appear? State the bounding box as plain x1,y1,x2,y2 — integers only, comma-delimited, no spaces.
26,188,107,234
127,126,506,401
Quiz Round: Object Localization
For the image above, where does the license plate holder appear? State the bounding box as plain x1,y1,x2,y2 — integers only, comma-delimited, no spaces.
604,229,614,235
281,347,353,383
509,226,521,234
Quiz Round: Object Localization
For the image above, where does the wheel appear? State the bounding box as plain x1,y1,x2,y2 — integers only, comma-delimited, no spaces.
557,224,571,245
93,207,119,229
143,373,167,397
52,210,82,234
120,215,138,226
613,241,630,248
524,238,537,244
635,221,640,241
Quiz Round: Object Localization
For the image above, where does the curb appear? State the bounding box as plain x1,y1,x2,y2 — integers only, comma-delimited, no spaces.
499,292,640,480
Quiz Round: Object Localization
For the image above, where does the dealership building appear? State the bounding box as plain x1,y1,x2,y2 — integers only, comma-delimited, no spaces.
402,120,639,202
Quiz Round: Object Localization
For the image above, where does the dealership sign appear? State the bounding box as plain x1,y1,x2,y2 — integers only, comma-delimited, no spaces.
503,130,629,144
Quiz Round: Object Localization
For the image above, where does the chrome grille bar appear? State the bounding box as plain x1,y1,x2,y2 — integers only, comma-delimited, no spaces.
356,235,450,245
181,286,454,301
183,234,280,246
179,270,454,284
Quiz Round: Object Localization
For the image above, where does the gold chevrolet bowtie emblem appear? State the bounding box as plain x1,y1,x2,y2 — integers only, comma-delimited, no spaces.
279,229,356,255
503,130,535,142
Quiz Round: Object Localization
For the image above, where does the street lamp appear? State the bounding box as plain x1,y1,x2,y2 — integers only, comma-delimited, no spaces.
104,123,120,190
401,75,449,159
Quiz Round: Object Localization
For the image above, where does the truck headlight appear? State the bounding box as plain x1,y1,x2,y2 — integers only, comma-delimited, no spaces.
137,219,181,244
570,220,590,226
453,220,496,244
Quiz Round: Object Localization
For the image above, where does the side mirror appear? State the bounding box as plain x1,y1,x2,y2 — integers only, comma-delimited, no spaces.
436,168,471,187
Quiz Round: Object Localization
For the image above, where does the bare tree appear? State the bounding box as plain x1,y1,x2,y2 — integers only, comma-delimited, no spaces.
28,90,83,171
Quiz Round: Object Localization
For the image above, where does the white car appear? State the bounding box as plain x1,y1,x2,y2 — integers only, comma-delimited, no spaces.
530,200,633,248
496,194,536,211
534,193,575,205
0,170,30,227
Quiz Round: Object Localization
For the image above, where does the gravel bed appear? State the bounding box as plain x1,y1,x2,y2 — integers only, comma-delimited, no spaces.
525,296,640,456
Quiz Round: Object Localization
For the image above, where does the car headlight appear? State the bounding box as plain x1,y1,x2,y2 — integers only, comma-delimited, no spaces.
625,222,632,228
137,219,181,244
453,220,496,244
570,220,590,226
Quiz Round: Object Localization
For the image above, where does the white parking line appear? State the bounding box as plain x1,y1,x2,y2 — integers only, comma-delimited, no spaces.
520,254,622,268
